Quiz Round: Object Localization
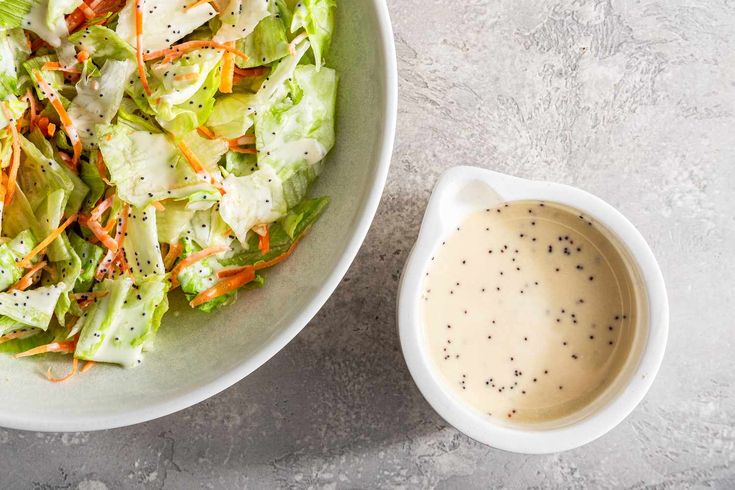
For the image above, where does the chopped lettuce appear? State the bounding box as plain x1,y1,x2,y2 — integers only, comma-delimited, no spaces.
23,0,81,47
235,0,289,68
155,199,195,244
256,64,337,179
69,231,103,292
68,59,136,149
218,166,287,245
79,154,106,211
214,0,270,43
0,283,66,330
73,276,168,367
0,28,31,98
0,0,35,29
289,0,335,69
116,0,217,52
206,93,256,139
67,25,135,62
43,232,81,324
97,124,218,208
0,230,34,292
122,205,165,281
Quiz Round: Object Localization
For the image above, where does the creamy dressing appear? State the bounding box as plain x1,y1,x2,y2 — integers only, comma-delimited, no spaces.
422,201,640,424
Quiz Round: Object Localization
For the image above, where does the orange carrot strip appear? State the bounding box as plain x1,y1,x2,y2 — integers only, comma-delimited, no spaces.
163,242,182,270
233,66,269,78
9,260,47,291
216,234,306,279
46,122,56,137
47,357,79,383
80,360,95,373
77,50,90,62
1,102,20,206
41,61,81,74
176,139,216,184
95,204,128,280
197,126,216,139
96,151,112,185
14,341,76,359
170,245,228,288
90,195,113,222
79,2,96,19
134,1,152,96
236,134,256,145
143,41,248,62
219,42,235,93
258,226,270,254
32,70,82,166
0,330,36,345
151,200,165,211
83,217,118,251
18,214,78,268
190,266,255,307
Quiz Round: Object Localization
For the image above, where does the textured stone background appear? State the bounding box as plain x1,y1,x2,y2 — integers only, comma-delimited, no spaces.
3,0,735,488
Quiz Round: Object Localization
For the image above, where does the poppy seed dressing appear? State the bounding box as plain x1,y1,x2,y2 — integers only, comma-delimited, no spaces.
421,201,640,424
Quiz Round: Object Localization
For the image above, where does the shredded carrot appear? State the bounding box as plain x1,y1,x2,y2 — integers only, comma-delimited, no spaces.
82,217,117,250
0,172,6,204
258,226,270,254
14,341,76,359
176,139,216,184
36,116,49,132
233,66,269,78
65,315,79,329
96,151,112,185
236,134,256,145
216,234,306,280
80,360,95,373
95,203,129,280
219,42,235,93
190,266,255,307
0,330,36,345
79,1,96,19
1,102,20,207
41,61,81,74
77,50,90,62
18,214,78,268
33,70,82,166
144,41,249,62
163,242,183,270
44,263,58,281
151,200,165,211
47,357,79,383
77,298,95,309
91,195,113,222
46,122,56,137
196,126,216,139
170,245,228,288
134,1,152,96
9,261,47,291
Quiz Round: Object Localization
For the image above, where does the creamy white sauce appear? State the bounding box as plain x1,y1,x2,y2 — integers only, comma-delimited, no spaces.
422,201,640,424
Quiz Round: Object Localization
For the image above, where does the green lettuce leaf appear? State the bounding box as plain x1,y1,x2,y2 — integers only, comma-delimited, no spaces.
235,0,289,68
290,0,335,69
73,276,168,367
97,123,219,208
79,153,106,211
214,0,270,43
122,205,165,281
256,64,337,179
0,28,31,98
155,199,195,245
0,0,35,29
67,25,135,62
23,0,80,47
69,231,103,292
218,166,287,245
206,93,256,139
116,0,217,52
68,59,136,149
0,283,66,330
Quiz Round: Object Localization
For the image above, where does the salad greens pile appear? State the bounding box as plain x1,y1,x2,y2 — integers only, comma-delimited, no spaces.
0,0,337,377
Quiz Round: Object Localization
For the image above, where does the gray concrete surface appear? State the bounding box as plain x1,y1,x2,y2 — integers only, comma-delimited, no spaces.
3,0,735,488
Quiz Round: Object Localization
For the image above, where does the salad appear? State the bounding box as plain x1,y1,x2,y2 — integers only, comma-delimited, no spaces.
0,0,337,380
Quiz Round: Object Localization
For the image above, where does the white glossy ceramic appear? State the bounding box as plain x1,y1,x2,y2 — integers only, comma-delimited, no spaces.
0,0,397,432
398,166,669,454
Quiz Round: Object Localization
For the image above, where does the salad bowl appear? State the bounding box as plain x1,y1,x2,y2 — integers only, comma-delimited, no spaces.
0,0,397,432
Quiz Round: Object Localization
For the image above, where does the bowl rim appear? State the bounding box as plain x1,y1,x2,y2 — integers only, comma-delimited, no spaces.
4,1,398,433
398,166,669,454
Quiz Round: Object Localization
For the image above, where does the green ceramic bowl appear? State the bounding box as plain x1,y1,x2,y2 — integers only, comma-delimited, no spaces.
0,1,397,432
